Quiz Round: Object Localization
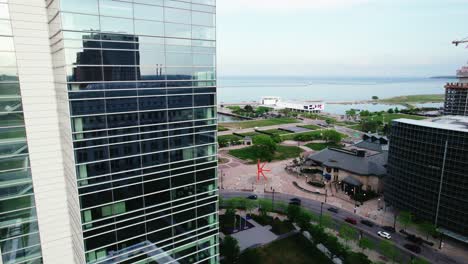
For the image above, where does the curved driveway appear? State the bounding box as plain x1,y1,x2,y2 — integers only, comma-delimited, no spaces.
221,190,463,264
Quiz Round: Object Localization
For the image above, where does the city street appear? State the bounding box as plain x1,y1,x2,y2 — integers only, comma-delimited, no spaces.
220,190,464,264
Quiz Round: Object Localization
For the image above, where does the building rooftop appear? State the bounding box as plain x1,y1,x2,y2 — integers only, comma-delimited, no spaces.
394,116,468,133
307,148,387,177
445,82,468,89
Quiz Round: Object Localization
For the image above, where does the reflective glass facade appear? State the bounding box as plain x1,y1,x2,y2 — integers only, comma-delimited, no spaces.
48,0,218,263
386,120,468,239
0,2,43,263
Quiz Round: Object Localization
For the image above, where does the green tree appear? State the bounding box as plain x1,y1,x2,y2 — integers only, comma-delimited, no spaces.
296,210,312,230
320,214,333,229
244,104,254,113
224,208,236,229
221,236,240,264
258,199,273,216
255,106,271,116
398,211,413,231
339,224,357,246
387,108,394,114
380,240,399,263
372,96,379,100
361,119,381,133
322,130,342,143
245,199,257,217
394,107,400,113
346,109,357,120
358,237,374,253
360,110,371,117
251,135,278,162
287,204,301,223
416,221,438,240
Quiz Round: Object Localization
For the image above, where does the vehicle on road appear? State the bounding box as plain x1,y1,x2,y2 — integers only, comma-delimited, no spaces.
289,198,301,205
382,226,396,233
404,244,421,253
247,195,257,200
345,217,357,225
327,207,339,213
377,231,392,239
360,219,374,227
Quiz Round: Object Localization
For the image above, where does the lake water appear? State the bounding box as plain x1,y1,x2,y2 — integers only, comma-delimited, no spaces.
217,76,448,115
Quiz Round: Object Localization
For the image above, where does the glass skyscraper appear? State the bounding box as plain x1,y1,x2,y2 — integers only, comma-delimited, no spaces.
1,0,218,263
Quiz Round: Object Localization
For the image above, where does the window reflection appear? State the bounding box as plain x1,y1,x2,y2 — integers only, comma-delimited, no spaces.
61,13,100,32
61,0,99,15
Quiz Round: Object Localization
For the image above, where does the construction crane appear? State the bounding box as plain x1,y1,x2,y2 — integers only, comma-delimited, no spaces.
453,36,468,46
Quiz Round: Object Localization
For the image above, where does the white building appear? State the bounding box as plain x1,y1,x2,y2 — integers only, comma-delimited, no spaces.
261,96,325,113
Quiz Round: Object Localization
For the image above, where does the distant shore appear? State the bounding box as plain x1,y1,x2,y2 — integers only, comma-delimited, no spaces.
326,94,444,106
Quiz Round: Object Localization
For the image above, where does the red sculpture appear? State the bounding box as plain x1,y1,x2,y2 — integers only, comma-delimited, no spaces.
257,159,270,182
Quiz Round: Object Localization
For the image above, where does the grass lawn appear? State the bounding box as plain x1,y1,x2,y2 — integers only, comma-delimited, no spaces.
379,94,444,104
298,124,321,130
218,126,229,132
362,113,426,123
257,129,291,135
239,234,333,264
305,142,342,151
228,145,303,162
218,134,243,142
222,118,299,129
237,132,260,137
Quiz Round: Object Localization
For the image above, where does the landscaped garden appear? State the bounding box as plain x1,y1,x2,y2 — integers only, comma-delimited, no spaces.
218,125,229,132
218,134,243,148
281,129,346,142
298,124,321,130
257,129,291,135
239,234,333,264
305,142,342,151
229,145,304,163
222,118,299,129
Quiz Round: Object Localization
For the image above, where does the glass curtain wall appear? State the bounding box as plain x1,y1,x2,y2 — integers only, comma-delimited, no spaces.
49,0,218,263
0,1,43,263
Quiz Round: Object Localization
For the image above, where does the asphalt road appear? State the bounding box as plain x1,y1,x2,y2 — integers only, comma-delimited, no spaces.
221,190,462,264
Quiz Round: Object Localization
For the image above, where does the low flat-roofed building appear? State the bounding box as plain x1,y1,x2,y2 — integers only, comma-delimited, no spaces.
306,147,387,193
261,97,325,113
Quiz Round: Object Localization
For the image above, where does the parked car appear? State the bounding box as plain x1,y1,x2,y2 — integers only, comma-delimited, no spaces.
289,198,301,206
377,231,392,239
290,198,301,205
345,217,357,225
247,195,258,200
382,226,396,233
327,207,339,213
404,244,421,253
360,219,374,227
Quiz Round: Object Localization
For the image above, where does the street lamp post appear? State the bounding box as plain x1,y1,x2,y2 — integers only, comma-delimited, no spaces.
324,187,328,203
320,202,324,226
270,187,276,211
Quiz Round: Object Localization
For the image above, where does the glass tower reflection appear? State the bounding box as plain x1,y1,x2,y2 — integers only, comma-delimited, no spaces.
48,0,218,263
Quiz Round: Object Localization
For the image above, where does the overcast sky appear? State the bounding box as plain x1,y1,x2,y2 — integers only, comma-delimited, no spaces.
216,0,468,77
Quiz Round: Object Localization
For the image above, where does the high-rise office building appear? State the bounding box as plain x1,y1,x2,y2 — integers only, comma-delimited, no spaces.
444,65,468,116
1,0,218,263
386,117,468,243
